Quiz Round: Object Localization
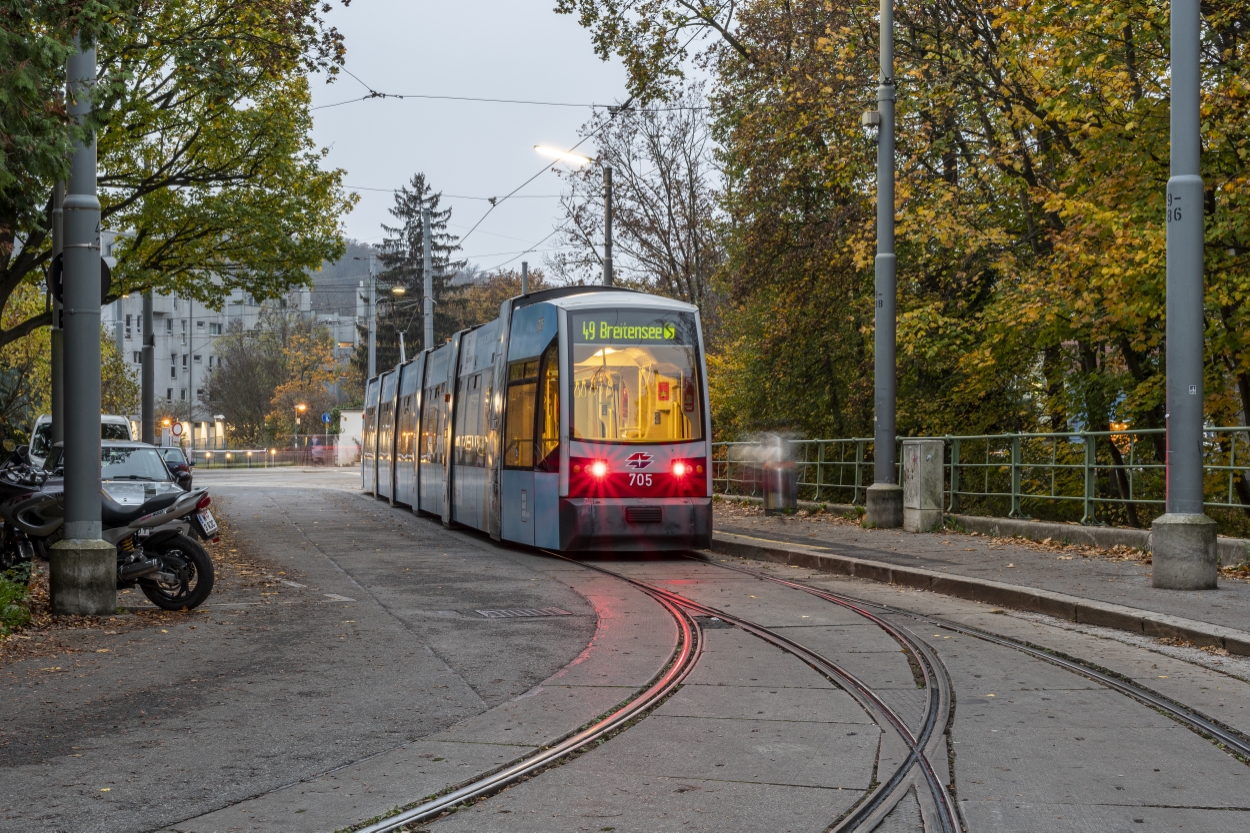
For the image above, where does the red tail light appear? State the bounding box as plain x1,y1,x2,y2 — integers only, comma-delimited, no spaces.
196,495,211,510
590,460,608,478
672,461,688,477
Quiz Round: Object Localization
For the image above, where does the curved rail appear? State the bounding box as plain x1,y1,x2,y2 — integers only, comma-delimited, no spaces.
550,552,960,833
357,589,701,833
708,554,1250,763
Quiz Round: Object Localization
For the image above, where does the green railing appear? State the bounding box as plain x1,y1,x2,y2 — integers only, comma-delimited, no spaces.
712,427,1250,531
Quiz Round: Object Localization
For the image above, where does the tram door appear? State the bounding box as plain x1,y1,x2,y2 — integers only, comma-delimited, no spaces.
394,357,423,507
419,346,452,516
362,377,379,493
377,371,397,503
501,303,560,546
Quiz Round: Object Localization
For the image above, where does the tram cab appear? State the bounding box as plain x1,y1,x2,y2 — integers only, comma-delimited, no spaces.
363,286,712,552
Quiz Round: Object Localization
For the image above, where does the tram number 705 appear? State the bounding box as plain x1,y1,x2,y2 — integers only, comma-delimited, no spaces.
629,473,653,487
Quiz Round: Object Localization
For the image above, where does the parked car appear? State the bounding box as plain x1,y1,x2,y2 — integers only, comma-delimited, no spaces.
29,414,134,469
160,446,194,489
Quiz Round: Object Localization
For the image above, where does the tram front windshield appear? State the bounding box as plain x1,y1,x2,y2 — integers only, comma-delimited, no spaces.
570,309,703,443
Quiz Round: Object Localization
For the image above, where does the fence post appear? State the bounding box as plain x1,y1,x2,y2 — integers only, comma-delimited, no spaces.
1009,433,1024,518
854,440,866,505
816,441,825,502
948,437,961,514
1081,432,1098,525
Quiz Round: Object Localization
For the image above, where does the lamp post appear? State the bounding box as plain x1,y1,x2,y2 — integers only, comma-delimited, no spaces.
422,206,434,352
1153,0,1217,588
294,403,307,451
863,0,903,529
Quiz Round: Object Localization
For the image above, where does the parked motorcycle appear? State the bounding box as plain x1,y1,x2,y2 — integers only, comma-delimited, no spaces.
0,442,217,610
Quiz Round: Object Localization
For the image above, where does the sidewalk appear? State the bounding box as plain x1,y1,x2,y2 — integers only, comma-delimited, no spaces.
711,500,1250,655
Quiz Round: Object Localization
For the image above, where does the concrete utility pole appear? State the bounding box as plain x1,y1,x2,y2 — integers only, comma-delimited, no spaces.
398,331,406,364
51,183,64,446
367,255,377,378
141,290,154,444
423,206,434,351
865,0,902,529
1154,0,1217,589
188,297,194,448
603,167,614,287
521,261,529,295
52,36,114,616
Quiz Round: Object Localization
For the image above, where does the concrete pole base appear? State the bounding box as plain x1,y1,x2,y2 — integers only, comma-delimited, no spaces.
49,539,116,616
1151,513,1218,590
904,508,943,533
864,483,904,529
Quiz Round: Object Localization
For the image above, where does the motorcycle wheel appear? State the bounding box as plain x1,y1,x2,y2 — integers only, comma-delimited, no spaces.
139,534,215,611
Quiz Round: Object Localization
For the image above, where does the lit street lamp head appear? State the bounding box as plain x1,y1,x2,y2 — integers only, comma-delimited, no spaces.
534,145,590,166
391,285,406,296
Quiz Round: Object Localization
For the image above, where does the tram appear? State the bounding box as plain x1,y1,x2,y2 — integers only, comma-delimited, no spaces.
360,286,711,551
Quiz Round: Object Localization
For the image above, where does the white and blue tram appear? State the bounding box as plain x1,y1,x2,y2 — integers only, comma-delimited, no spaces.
361,286,712,551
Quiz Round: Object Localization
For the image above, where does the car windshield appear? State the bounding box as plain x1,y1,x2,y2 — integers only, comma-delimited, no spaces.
31,422,51,458
161,448,186,464
101,448,171,481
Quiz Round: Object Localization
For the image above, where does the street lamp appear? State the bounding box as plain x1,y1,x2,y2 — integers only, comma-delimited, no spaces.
863,0,903,529
294,403,307,451
391,285,405,296
534,145,590,166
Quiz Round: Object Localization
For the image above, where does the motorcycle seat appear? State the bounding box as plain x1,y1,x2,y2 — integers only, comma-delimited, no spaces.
102,491,182,527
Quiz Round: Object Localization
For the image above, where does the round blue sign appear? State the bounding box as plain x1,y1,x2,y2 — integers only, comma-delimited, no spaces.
321,412,332,424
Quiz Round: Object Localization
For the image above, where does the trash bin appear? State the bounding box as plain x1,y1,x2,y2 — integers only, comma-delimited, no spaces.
763,460,798,515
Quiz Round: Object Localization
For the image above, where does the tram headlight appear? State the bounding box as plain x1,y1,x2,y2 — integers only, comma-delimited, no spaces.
590,460,608,478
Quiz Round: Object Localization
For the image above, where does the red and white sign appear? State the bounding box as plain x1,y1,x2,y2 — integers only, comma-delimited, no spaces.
625,451,653,470
171,422,183,436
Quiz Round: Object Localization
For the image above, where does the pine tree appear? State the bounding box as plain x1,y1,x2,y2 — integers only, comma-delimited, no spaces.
352,173,466,382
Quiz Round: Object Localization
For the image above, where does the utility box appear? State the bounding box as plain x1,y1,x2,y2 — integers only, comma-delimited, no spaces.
903,439,944,532
762,461,798,515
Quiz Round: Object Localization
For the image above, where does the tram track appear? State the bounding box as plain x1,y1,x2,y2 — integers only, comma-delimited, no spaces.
547,551,962,833
356,587,702,833
702,553,1250,764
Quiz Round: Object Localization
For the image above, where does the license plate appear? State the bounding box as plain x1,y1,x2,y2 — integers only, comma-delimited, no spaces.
197,509,218,535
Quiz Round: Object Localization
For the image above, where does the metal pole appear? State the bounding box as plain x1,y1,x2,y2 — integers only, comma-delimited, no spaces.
188,296,193,446
866,0,902,528
521,261,529,295
603,167,614,287
398,331,405,364
1153,0,1217,588
51,183,64,445
423,206,434,351
367,255,376,378
54,35,114,615
141,290,154,444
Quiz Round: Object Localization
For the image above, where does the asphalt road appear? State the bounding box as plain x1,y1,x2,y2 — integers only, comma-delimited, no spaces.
3,466,1249,833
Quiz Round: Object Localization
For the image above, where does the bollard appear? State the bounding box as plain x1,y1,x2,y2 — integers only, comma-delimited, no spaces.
763,461,797,515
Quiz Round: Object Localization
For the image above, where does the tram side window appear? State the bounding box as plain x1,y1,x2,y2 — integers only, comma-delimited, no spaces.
536,340,559,472
397,394,415,461
420,384,442,465
363,407,376,459
378,402,393,459
504,361,538,468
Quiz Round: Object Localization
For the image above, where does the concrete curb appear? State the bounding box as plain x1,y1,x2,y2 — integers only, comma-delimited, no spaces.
710,531,1250,658
713,494,1250,564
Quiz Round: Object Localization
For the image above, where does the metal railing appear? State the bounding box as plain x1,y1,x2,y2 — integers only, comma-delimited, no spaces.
713,427,1250,530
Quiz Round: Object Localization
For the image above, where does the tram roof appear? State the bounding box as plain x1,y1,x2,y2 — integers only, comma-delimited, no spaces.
513,285,697,313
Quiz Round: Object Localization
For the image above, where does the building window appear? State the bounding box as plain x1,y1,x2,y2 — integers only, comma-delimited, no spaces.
180,389,186,401
166,319,172,334
197,320,205,329
209,323,222,335
181,354,187,368
166,388,173,401
170,367,176,379
196,388,203,399
133,351,141,364
208,355,214,368
125,314,132,339
193,354,201,363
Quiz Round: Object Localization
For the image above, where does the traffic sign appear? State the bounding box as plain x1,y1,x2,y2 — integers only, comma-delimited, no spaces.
171,422,183,436
322,412,332,424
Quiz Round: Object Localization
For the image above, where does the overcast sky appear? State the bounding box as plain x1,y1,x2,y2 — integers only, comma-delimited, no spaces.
309,1,633,272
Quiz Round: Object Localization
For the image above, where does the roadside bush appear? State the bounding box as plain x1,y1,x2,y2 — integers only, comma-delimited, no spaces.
0,564,33,635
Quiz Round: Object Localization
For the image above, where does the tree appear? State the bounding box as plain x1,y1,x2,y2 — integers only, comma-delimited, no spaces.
100,329,138,415
0,0,356,350
351,173,465,381
550,85,723,311
449,268,549,332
